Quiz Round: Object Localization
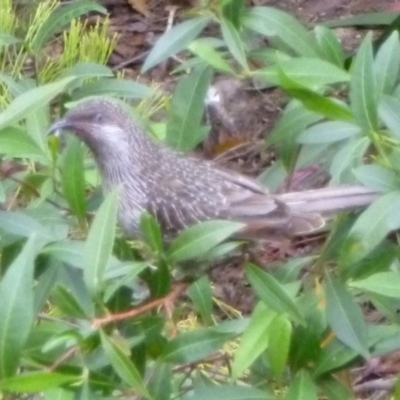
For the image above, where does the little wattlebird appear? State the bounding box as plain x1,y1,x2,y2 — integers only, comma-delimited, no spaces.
49,97,379,243
49,97,379,328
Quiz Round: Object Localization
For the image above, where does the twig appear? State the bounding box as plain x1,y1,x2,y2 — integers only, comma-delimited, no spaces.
112,50,150,71
91,282,187,329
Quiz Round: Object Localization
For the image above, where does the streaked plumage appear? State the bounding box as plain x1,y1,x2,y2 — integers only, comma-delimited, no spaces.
49,98,379,241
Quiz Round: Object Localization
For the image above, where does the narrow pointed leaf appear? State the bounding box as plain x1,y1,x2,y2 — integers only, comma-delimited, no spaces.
142,17,210,72
374,31,400,95
61,137,87,222
100,332,151,399
220,18,248,70
267,314,292,379
0,127,45,159
314,26,345,67
350,32,378,134
325,274,369,358
167,220,244,263
0,236,40,378
0,77,76,130
350,272,400,298
31,0,107,52
243,7,320,57
343,191,400,264
84,188,120,293
190,385,273,400
0,372,77,392
245,264,304,324
166,64,213,151
287,370,318,400
188,276,213,325
162,328,234,364
232,302,276,378
379,94,400,141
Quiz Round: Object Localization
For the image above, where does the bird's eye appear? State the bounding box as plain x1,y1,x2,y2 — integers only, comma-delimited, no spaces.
93,113,103,123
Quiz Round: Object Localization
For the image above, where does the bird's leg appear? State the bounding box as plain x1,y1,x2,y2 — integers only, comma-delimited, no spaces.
91,282,187,329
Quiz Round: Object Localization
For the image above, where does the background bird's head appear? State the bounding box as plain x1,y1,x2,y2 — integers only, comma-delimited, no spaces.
48,98,140,156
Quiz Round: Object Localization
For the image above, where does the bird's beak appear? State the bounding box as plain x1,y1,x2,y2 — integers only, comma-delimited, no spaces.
47,118,71,137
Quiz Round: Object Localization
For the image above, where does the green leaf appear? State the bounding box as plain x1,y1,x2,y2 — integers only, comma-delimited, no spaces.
0,210,57,241
243,7,320,57
349,32,378,134
285,88,353,122
319,376,354,400
220,18,248,70
30,0,107,52
162,327,234,364
245,264,304,324
259,58,349,88
232,302,276,379
61,137,87,222
0,32,21,47
147,363,172,400
353,164,400,192
63,62,114,80
325,274,369,358
374,31,400,95
298,121,360,144
222,0,245,28
140,212,164,253
350,272,400,298
51,285,88,318
330,137,370,184
268,100,321,170
73,78,153,100
167,220,244,263
0,372,77,392
166,64,213,151
267,314,292,379
188,39,233,72
314,338,357,376
0,236,41,378
287,370,318,400
379,95,400,141
0,76,76,130
190,385,273,400
314,26,345,67
0,126,45,159
343,191,400,264
25,105,50,154
142,17,210,72
100,332,151,399
325,12,397,27
84,188,120,293
188,276,213,325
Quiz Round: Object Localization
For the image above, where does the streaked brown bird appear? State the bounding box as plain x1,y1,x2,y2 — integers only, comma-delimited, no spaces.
49,98,378,242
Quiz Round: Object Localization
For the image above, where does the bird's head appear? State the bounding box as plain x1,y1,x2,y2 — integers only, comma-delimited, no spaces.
48,98,141,156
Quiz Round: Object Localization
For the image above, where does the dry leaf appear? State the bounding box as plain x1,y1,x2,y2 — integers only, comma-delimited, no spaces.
127,0,151,17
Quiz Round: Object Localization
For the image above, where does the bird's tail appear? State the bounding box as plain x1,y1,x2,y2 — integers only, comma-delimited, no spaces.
276,185,379,217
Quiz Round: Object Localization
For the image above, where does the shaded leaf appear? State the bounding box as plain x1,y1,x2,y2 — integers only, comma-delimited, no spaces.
162,327,234,364
350,272,400,298
100,332,151,399
189,385,273,400
325,273,369,358
188,276,213,325
287,370,318,400
298,121,360,144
